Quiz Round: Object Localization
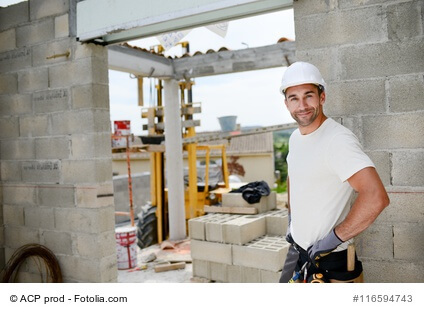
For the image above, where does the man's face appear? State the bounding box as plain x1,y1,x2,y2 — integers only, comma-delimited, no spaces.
284,84,325,128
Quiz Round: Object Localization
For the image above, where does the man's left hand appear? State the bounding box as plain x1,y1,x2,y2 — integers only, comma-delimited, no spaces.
307,229,343,266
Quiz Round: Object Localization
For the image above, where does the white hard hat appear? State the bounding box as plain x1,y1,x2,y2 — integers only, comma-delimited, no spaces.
280,61,326,94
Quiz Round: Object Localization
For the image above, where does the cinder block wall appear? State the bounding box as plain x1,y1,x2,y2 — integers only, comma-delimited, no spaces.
294,0,424,282
0,0,117,282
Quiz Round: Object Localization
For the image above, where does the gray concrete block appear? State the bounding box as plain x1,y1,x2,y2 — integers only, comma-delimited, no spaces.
51,109,111,135
295,6,386,50
209,262,227,282
71,84,110,109
241,266,261,283
2,184,37,205
37,184,75,207
99,254,118,283
340,39,424,79
35,137,70,159
74,42,108,60
3,204,24,226
356,223,394,260
41,230,72,255
188,215,208,240
33,88,69,113
265,210,289,236
232,235,289,272
32,37,73,67
190,240,232,265
391,150,424,186
0,73,18,94
205,213,241,243
260,269,281,283
0,48,32,73
338,0,386,9
325,79,386,116
387,1,421,40
361,258,424,283
24,207,55,229
378,191,424,224
4,226,39,249
362,113,424,149
0,1,29,31
76,231,116,258
192,259,210,279
57,255,105,282
22,161,61,183
0,29,16,53
293,0,337,16
55,207,115,233
222,191,276,213
76,183,114,209
20,114,51,137
227,264,242,283
393,223,424,261
16,18,55,47
222,215,266,245
18,68,48,92
0,139,35,160
61,159,113,184
71,133,112,159
388,75,424,113
29,0,69,21
0,161,22,182
0,94,32,116
0,116,19,139
295,48,339,83
55,14,69,38
365,151,391,187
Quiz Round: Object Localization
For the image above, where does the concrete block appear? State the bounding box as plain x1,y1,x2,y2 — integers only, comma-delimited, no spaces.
222,191,276,213
362,113,424,149
265,210,289,236
232,235,289,272
365,151,391,187
356,223,393,260
391,150,424,186
340,40,424,79
295,48,339,84
338,0,386,9
190,240,232,264
0,73,18,94
188,215,208,240
41,230,72,255
192,259,210,279
74,42,108,60
241,266,261,283
55,207,115,234
16,18,55,47
222,215,266,245
30,0,69,21
32,38,73,67
3,205,24,226
76,183,114,209
37,184,75,207
0,1,29,31
260,269,281,283
19,114,51,137
18,68,48,92
325,79,386,116
293,0,337,16
57,255,104,282
0,48,32,73
0,29,16,53
55,14,69,38
0,94,32,116
394,223,424,261
4,226,40,249
209,262,227,282
99,254,118,283
24,207,55,229
387,1,421,40
2,184,36,205
72,84,110,109
51,109,111,135
361,258,424,283
205,213,241,243
389,75,424,113
35,137,70,159
33,88,69,113
227,264,242,283
378,192,424,224
61,159,113,184
22,161,61,183
295,6,385,50
0,116,19,139
75,231,116,258
0,139,35,160
71,133,112,159
0,161,22,182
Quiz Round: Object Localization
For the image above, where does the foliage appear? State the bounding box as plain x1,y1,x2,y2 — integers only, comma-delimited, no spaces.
273,129,292,193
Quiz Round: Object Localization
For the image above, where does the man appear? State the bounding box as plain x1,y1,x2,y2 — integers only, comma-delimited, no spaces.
279,62,390,283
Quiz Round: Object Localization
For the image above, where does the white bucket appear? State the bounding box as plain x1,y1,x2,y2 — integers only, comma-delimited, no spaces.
115,226,137,270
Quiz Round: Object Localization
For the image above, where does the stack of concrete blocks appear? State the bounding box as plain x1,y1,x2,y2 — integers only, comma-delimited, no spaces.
0,0,117,282
293,0,424,282
189,191,290,283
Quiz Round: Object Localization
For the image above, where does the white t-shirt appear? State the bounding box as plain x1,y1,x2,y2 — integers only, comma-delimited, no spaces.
287,118,375,250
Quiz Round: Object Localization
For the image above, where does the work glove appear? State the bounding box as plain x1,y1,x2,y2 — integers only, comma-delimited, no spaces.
307,229,343,267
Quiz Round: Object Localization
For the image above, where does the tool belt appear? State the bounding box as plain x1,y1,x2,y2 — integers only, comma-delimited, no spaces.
292,242,363,283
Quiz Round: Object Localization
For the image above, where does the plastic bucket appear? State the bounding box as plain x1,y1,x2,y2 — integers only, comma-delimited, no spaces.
115,226,137,270
218,116,237,132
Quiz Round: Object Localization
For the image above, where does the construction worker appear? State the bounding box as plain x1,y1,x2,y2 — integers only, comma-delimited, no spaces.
279,62,390,283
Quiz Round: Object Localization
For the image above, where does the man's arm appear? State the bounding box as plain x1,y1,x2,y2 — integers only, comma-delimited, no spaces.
335,167,390,241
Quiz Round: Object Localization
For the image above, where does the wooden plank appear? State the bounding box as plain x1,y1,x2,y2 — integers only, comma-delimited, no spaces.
204,205,257,215
154,262,186,273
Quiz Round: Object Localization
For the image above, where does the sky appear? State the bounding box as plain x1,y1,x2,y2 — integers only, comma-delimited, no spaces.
1,0,296,134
